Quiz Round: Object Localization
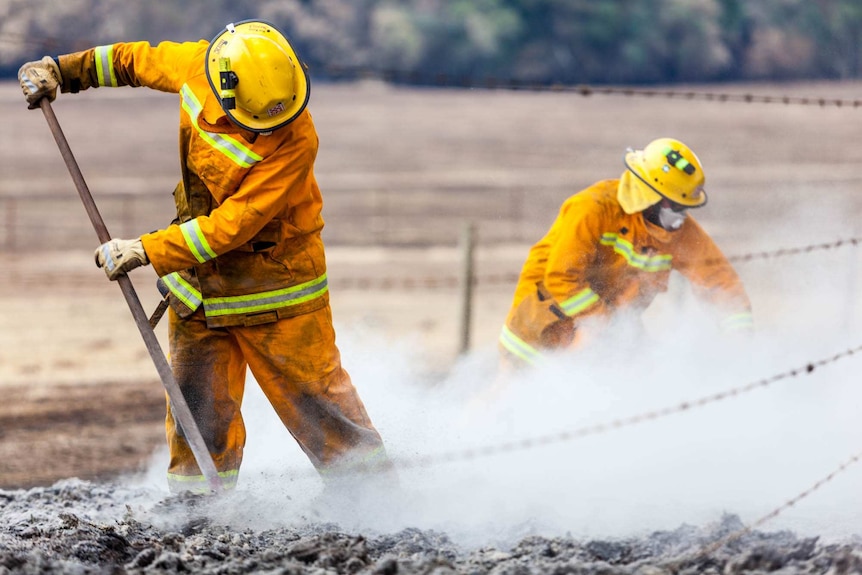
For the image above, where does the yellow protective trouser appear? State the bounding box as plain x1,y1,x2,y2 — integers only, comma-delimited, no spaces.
164,304,390,493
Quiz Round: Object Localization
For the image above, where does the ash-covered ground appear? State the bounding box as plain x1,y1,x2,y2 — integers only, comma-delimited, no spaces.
2,478,861,575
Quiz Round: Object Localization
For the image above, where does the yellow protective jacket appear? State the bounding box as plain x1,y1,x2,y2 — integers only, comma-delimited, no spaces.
501,179,753,365
58,41,329,327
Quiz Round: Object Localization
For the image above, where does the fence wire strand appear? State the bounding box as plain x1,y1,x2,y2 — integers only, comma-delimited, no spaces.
322,66,862,109
666,450,862,571
330,236,862,291
2,30,862,110
375,343,862,472
368,343,862,556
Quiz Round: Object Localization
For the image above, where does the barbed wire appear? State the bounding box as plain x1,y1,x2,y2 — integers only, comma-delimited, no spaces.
0,32,69,49
278,339,862,499
3,37,860,109
321,66,862,109
3,234,856,292
667,449,862,571
329,236,862,291
351,343,862,559
323,342,861,478
725,237,862,264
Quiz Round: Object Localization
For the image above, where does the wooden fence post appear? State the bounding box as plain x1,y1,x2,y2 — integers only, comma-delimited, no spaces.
458,221,476,355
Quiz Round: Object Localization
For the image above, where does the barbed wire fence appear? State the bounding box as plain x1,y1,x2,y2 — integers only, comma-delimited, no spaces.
309,77,862,551
4,71,862,555
403,345,862,470
675,447,862,569
321,66,862,109
328,235,862,290
298,338,862,561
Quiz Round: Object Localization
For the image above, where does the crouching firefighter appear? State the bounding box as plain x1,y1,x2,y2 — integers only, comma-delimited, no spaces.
500,137,754,368
19,20,396,494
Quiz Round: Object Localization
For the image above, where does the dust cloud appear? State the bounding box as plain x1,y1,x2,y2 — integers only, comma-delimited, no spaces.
4,248,862,573
112,184,862,552
122,286,862,551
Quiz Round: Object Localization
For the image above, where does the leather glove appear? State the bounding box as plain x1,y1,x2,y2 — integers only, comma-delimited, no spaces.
94,238,150,281
18,56,62,109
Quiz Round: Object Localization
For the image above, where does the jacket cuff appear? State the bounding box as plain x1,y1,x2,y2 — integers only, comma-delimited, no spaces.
57,51,95,94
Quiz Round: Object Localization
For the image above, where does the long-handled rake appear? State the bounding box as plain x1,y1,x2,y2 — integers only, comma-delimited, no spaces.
38,98,223,493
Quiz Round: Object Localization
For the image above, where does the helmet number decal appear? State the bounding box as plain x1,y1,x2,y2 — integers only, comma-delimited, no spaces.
267,102,285,117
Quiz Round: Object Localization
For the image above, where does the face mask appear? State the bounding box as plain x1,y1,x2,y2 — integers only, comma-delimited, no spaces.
657,205,687,230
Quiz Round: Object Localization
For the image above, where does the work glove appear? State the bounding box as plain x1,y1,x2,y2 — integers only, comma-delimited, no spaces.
18,56,62,109
94,238,150,281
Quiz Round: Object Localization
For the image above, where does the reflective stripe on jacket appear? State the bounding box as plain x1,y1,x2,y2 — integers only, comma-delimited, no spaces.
58,41,329,327
502,179,753,362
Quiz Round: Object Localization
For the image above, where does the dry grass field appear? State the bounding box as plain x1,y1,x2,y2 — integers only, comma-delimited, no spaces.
2,78,862,491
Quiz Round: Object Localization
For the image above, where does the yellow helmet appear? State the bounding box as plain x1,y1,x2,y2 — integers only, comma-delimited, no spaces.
205,20,309,133
624,138,707,208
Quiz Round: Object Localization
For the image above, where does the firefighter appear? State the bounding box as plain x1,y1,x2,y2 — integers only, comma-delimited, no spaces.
500,137,753,367
18,20,394,494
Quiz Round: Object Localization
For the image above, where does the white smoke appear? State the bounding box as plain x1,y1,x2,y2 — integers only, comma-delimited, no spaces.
126,178,862,546
131,271,862,548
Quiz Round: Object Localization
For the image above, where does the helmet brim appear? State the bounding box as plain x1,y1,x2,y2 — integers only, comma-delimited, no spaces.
205,20,310,132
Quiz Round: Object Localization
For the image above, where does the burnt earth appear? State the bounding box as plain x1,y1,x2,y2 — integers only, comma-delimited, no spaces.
1,479,860,574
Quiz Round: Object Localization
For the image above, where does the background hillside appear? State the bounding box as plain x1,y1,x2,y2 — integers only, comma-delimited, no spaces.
2,0,862,84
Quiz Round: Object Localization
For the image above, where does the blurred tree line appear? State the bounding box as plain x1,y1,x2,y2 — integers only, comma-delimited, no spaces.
1,0,861,84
